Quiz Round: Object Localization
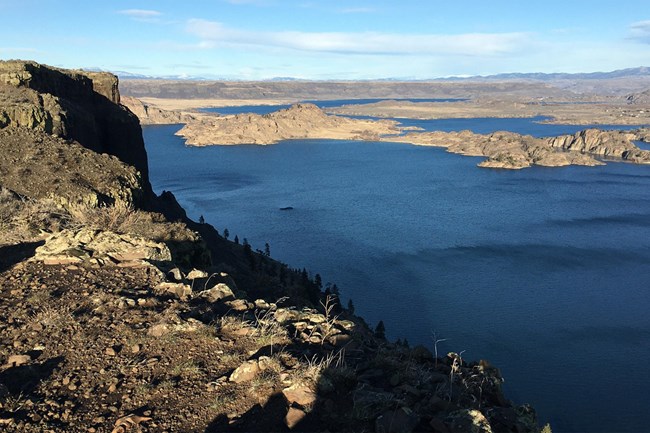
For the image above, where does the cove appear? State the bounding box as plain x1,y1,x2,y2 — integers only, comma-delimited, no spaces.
143,121,650,433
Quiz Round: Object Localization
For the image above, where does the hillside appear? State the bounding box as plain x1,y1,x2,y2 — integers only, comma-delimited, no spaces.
0,61,542,433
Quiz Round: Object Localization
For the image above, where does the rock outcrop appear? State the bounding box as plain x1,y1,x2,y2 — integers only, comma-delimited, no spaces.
0,60,151,190
547,128,650,163
31,228,172,267
176,103,400,145
386,128,650,169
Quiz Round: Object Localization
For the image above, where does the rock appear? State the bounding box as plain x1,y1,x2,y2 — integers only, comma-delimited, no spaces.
446,409,492,433
327,334,352,347
167,267,184,282
285,407,306,430
375,407,420,433
274,308,300,323
257,356,275,371
225,299,252,312
254,299,271,309
282,383,317,407
154,282,192,301
229,360,260,383
4,354,30,368
186,268,208,280
33,229,172,266
307,314,327,324
147,324,171,337
199,283,235,303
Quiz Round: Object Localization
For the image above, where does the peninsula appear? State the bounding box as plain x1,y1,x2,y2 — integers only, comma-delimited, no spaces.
175,103,400,145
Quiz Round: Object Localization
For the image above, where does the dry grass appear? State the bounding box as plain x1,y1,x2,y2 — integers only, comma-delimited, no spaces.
0,193,200,251
66,202,198,243
0,189,68,245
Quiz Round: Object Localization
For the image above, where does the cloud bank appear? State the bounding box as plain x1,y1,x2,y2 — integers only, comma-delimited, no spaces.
186,19,532,57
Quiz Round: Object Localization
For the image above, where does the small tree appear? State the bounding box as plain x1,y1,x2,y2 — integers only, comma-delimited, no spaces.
264,242,271,256
314,273,323,290
223,228,229,240
234,235,239,244
199,215,205,224
347,298,355,315
374,320,386,340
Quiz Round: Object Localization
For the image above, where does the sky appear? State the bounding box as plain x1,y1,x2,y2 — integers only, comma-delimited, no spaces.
1,0,650,80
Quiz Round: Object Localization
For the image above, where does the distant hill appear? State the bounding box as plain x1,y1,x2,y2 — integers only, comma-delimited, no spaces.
442,67,650,82
107,66,650,82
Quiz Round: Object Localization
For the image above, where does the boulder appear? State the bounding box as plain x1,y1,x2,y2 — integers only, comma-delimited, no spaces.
282,383,317,407
154,282,192,301
285,407,306,429
186,268,208,280
229,360,260,383
199,283,235,303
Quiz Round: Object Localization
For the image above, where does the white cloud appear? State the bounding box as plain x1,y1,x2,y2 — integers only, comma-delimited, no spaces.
629,20,650,43
117,9,162,21
185,19,532,57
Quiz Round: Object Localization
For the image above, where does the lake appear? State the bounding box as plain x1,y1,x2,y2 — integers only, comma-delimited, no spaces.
199,98,465,116
142,113,650,433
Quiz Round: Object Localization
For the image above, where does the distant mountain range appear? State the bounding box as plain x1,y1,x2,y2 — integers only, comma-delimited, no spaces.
95,66,650,82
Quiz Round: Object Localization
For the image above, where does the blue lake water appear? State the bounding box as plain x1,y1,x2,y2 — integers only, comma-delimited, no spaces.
200,98,464,116
143,116,650,433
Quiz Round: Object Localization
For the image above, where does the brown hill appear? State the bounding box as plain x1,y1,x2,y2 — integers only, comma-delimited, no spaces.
177,103,400,145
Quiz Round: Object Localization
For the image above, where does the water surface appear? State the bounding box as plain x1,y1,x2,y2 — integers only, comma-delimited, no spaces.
143,120,650,433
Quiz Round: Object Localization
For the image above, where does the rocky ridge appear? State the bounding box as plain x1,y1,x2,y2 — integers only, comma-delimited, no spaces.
385,128,650,169
176,103,400,145
1,61,544,432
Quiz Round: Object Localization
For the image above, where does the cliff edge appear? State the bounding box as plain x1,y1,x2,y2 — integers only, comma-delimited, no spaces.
0,60,151,192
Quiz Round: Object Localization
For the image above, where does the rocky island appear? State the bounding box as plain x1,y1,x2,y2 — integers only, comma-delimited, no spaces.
0,61,544,432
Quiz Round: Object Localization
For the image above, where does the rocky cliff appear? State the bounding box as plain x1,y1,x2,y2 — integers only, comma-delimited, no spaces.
0,60,151,190
547,128,650,163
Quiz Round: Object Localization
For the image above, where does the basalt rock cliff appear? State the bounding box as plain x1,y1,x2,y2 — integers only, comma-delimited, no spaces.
0,60,151,195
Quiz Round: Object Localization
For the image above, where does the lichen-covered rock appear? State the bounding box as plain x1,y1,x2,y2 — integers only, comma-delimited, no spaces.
32,228,172,266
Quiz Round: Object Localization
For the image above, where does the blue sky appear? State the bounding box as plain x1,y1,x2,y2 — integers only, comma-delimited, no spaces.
1,0,649,79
